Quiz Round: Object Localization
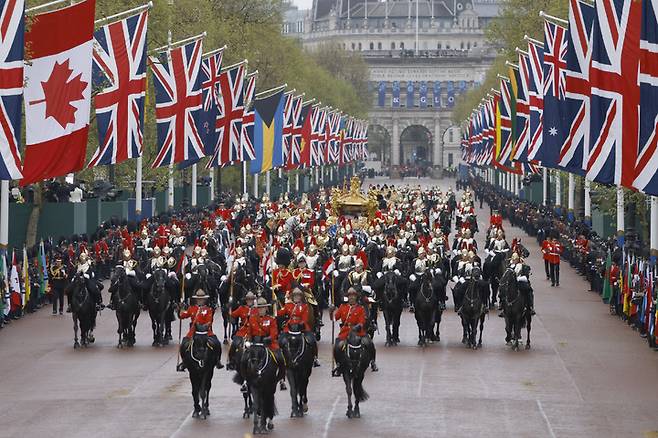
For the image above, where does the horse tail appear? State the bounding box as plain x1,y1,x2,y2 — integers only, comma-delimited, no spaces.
353,378,369,402
263,389,278,419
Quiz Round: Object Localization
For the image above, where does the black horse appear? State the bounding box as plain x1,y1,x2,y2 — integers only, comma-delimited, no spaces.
380,272,402,346
483,251,507,307
147,268,174,347
179,326,219,419
499,268,532,351
110,266,140,348
69,273,97,349
280,324,314,418
459,276,486,349
334,330,373,419
241,340,279,434
414,274,437,347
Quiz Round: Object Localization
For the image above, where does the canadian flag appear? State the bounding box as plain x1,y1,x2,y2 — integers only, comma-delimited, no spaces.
21,0,95,186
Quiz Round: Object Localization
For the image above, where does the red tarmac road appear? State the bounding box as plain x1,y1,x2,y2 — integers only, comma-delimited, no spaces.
0,178,657,438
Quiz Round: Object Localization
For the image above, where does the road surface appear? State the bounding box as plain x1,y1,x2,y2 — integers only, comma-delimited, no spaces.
0,177,656,438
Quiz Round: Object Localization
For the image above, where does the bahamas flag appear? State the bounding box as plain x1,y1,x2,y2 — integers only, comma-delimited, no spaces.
250,90,285,174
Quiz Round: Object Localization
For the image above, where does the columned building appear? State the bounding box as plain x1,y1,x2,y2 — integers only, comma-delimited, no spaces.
283,0,500,177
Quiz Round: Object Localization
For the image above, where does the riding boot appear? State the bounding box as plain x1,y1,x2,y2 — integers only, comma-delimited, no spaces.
176,362,186,372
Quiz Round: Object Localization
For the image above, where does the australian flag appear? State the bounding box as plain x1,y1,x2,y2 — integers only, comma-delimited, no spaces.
539,19,569,169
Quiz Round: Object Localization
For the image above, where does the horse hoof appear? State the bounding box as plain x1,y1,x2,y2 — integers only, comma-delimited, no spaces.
192,410,200,418
74,342,80,349
354,409,361,418
243,411,250,419
525,343,531,350
223,339,228,345
346,409,353,419
461,337,467,344
267,421,274,430
152,341,158,347
303,403,308,413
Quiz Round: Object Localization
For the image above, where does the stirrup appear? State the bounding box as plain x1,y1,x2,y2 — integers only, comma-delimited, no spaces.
176,363,186,372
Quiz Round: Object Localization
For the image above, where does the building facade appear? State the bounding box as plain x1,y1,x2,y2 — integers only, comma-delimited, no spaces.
283,0,501,176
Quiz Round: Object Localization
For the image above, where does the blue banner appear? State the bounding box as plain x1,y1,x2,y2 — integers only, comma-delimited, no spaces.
392,81,400,107
419,81,428,108
447,81,455,108
406,81,415,107
378,81,386,107
433,81,441,108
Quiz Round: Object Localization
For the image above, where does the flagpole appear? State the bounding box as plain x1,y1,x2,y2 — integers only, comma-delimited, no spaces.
191,163,197,207
616,186,625,248
94,2,152,25
210,167,215,202
295,172,300,192
243,161,248,195
266,170,271,196
651,196,658,264
255,84,288,100
584,178,592,225
555,170,561,213
0,181,7,258
567,173,575,222
539,10,568,27
254,173,259,198
25,0,68,13
542,167,548,206
135,156,143,219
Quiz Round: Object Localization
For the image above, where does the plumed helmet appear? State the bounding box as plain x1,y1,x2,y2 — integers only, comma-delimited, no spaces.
386,246,396,257
355,258,364,269
245,291,256,301
122,249,131,260
275,247,292,267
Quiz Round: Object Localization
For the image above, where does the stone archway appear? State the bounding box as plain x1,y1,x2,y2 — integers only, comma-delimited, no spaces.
399,124,433,175
367,124,391,167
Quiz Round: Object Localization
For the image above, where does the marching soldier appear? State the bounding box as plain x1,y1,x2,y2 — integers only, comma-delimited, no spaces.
49,255,68,315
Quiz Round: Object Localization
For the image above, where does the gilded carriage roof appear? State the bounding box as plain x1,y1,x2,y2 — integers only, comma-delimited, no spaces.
330,177,378,219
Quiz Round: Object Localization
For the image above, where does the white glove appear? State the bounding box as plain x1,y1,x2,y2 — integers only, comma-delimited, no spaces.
459,278,466,284
394,269,401,276
518,276,528,283
185,273,192,280
220,275,227,282
376,272,383,279
127,269,136,277
228,296,234,304
264,274,270,283
168,272,177,278
453,249,459,255
362,285,372,293
83,274,90,279
435,268,442,275
146,248,153,253
146,273,152,279
410,274,417,282
452,276,459,283
333,270,339,278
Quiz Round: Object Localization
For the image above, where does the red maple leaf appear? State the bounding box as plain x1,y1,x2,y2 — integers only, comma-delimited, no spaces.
30,60,87,129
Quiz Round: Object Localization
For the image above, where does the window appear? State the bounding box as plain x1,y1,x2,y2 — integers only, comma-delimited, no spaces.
358,42,362,51
391,42,396,49
437,42,442,49
370,42,374,50
448,153,454,167
460,41,464,50
449,130,454,143
351,42,355,50
378,42,382,50
467,42,471,49
400,41,404,49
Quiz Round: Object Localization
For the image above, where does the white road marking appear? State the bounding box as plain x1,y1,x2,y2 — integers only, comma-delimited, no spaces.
322,395,340,438
417,360,425,397
169,411,193,438
536,399,557,438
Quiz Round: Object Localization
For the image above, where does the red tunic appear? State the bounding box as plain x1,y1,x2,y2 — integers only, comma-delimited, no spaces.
548,242,563,265
179,305,215,338
541,240,551,261
231,305,253,337
277,302,311,332
490,214,503,228
272,268,294,295
334,303,367,340
292,268,315,291
244,314,279,350
609,265,620,285
576,238,589,255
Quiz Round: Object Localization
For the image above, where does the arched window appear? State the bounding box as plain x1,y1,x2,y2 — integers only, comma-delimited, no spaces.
358,42,362,51
467,41,471,49
369,42,374,50
460,41,464,50
378,42,382,50
351,42,356,50
391,42,396,49
400,41,405,49
449,129,454,143
437,42,442,49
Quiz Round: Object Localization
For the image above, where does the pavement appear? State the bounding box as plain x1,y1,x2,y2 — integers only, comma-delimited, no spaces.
0,177,657,438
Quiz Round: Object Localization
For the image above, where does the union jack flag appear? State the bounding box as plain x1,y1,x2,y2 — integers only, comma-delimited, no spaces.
513,52,531,162
634,0,658,194
282,92,294,165
150,38,205,168
539,20,569,168
199,50,223,155
285,96,303,169
526,40,545,162
0,0,24,179
207,63,244,167
89,10,148,168
310,107,326,167
587,0,641,188
325,111,341,164
340,117,353,166
561,0,595,175
239,71,257,162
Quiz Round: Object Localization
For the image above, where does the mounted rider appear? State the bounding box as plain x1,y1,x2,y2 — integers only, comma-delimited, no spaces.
330,287,378,375
176,289,224,372
242,297,286,384
498,253,535,317
408,247,429,311
277,288,320,367
74,251,103,310
227,291,256,371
